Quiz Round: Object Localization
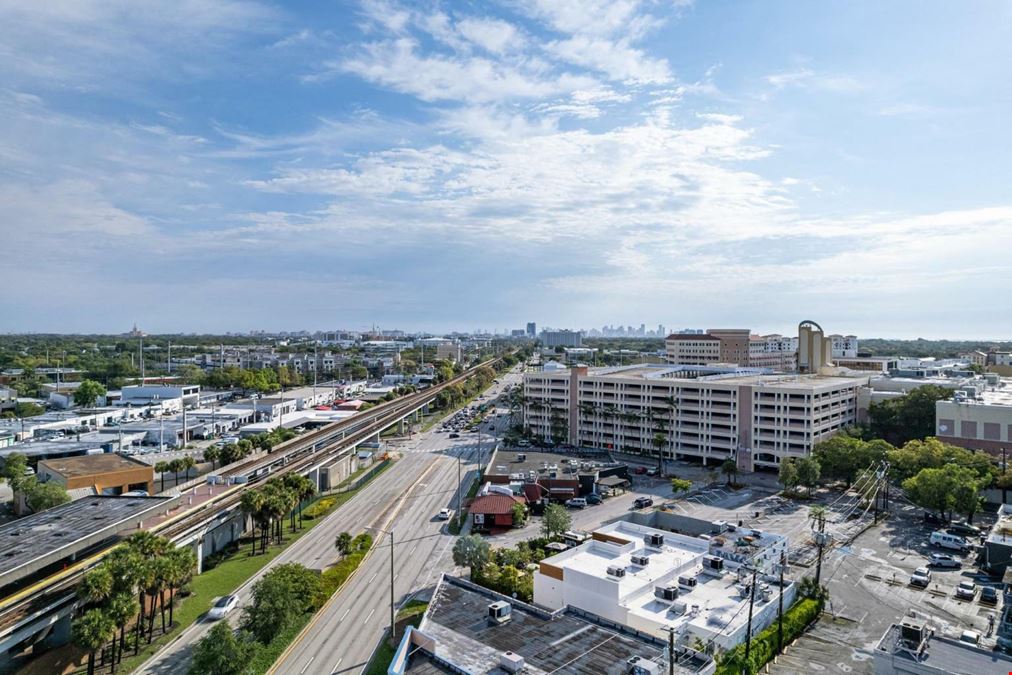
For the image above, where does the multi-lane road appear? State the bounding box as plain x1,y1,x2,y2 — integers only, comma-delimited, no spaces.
136,367,523,675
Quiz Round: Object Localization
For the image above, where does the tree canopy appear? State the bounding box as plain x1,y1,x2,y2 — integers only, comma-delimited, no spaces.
868,384,954,446
541,503,572,538
813,435,892,487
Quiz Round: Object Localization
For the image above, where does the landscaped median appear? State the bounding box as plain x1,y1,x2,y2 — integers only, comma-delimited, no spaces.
362,599,429,675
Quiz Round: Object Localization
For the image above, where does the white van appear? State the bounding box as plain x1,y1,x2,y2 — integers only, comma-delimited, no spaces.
930,530,970,552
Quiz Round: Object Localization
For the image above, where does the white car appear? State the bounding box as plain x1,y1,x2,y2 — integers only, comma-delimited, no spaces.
437,508,454,520
208,595,238,619
909,567,931,587
956,580,977,600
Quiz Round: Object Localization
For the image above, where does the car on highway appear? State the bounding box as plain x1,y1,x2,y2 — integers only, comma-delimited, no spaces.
980,586,999,605
565,498,587,509
956,580,977,600
927,553,961,569
909,567,931,587
208,595,238,619
632,497,654,509
437,508,453,520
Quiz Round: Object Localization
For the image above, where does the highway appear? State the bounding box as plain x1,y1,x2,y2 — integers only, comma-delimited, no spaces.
272,369,522,675
135,367,522,675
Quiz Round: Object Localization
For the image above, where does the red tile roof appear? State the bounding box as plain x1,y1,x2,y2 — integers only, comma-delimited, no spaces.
469,493,525,515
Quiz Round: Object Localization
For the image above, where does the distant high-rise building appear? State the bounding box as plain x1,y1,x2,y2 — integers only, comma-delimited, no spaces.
541,330,583,348
526,322,536,338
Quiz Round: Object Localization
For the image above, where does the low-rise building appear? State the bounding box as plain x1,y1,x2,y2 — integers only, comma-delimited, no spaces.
118,384,200,410
664,334,722,366
533,520,794,650
37,453,155,497
469,493,526,533
873,621,1012,675
388,574,715,675
935,378,1012,454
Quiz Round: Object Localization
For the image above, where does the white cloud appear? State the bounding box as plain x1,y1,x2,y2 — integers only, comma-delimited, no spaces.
547,35,671,84
764,68,863,93
456,17,524,54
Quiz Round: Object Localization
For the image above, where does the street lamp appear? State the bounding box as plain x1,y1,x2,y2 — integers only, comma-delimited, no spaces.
364,526,397,641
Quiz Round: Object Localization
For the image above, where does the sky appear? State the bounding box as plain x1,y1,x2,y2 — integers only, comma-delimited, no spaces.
1,1,1011,338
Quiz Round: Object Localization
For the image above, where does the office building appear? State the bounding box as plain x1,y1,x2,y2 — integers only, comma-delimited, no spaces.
523,364,867,469
526,321,537,338
829,334,859,359
534,521,793,650
541,330,583,348
665,330,799,371
664,334,722,366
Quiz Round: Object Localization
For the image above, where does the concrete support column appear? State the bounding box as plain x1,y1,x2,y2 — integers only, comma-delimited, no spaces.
308,467,321,492
399,419,406,434
194,538,204,574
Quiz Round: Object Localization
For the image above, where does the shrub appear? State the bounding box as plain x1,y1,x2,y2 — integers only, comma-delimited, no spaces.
302,497,336,520
715,597,822,675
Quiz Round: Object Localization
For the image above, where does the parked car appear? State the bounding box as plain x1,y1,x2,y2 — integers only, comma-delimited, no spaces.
449,433,460,439
208,595,238,619
927,553,961,569
947,522,982,538
930,530,971,553
956,580,977,600
646,468,660,477
437,508,453,521
980,586,999,605
923,512,947,526
634,467,648,475
586,493,603,505
960,630,981,646
632,497,654,509
565,498,587,509
909,567,932,588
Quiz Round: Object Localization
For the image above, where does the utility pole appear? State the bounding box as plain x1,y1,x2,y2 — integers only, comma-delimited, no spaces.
743,567,757,675
168,341,172,374
662,626,675,675
777,551,786,655
1003,448,1008,505
457,453,462,509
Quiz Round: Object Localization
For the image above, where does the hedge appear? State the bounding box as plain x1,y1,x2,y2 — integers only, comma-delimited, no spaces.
715,597,823,675
319,533,373,600
303,497,336,520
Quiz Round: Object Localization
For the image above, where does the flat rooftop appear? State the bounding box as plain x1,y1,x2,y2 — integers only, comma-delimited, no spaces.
485,450,617,479
416,576,711,674
0,496,173,590
876,623,1012,674
39,453,151,478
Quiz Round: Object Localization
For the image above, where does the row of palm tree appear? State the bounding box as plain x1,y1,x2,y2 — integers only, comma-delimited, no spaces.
152,457,197,492
239,473,317,556
73,532,196,675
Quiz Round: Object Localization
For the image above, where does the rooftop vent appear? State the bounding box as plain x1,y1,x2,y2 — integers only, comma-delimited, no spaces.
645,533,664,548
654,585,679,601
677,574,697,588
606,565,627,579
500,651,525,673
488,600,512,624
630,554,650,567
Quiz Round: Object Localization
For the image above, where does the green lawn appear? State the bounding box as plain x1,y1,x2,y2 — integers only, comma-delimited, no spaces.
107,461,393,674
362,600,429,675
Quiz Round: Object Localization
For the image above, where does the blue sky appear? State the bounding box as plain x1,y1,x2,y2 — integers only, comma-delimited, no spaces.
2,1,1011,337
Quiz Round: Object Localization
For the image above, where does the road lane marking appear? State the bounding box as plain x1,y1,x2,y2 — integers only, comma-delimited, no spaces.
368,573,378,583
339,608,350,622
364,608,375,623
300,656,315,674
331,658,343,673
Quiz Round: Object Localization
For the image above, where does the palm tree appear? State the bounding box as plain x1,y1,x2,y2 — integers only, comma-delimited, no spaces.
164,547,196,627
106,593,138,673
335,532,352,557
78,565,114,608
721,459,738,487
809,505,827,533
239,490,265,555
651,432,667,474
285,474,316,529
203,445,219,470
73,608,116,675
167,458,184,488
154,461,170,492
105,548,142,661
181,456,197,482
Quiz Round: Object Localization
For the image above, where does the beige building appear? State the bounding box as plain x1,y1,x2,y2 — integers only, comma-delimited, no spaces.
665,330,797,371
524,364,867,470
435,342,462,362
37,453,155,497
664,334,722,365
935,380,1012,454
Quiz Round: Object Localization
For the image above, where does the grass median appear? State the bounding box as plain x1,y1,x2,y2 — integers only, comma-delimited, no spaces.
362,599,430,675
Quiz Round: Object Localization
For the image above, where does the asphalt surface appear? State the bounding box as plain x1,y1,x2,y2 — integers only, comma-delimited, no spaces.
134,368,522,675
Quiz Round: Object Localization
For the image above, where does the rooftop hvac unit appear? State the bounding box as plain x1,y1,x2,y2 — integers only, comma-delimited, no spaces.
678,574,697,588
626,656,663,675
488,601,512,625
607,565,627,579
654,585,679,601
670,600,687,616
645,533,665,548
630,554,650,567
500,651,525,673
900,621,926,646
702,555,725,575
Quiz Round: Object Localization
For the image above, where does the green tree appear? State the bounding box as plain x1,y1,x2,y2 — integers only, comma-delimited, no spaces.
452,534,491,579
164,547,197,627
0,452,30,493
795,457,821,496
203,446,220,470
154,461,170,492
541,503,571,539
813,435,891,488
168,458,184,487
334,532,352,557
868,384,954,445
73,608,116,675
721,459,738,487
73,379,107,408
887,437,995,483
671,478,693,494
78,565,114,607
903,467,958,521
27,481,70,511
189,622,259,675
778,459,799,495
12,401,45,418
240,563,322,643
511,502,527,527
106,592,138,672
651,432,668,474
